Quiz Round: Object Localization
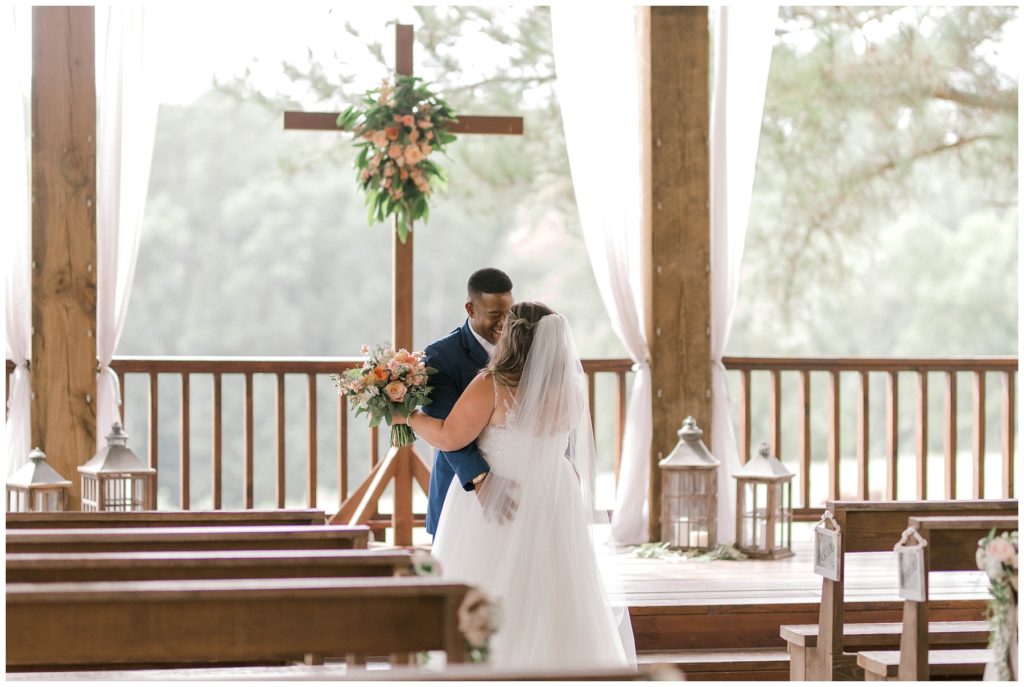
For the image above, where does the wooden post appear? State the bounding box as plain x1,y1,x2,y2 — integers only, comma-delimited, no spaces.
31,6,97,509
646,6,712,542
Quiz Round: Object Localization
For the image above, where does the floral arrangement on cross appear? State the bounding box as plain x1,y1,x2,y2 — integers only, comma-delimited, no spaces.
337,76,458,243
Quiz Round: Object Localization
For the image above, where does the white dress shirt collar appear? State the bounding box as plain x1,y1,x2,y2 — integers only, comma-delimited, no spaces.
468,320,496,357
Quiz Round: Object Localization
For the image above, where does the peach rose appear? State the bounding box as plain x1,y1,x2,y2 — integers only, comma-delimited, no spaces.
400,167,409,181
987,537,1017,564
418,142,432,156
401,114,415,128
404,145,423,165
417,119,433,129
388,144,404,160
373,366,389,382
385,127,399,141
371,131,388,148
408,129,420,142
385,381,408,402
425,130,434,140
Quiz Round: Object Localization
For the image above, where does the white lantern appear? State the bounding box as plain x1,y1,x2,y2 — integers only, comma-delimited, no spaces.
6,447,71,512
658,417,719,550
78,423,156,511
733,442,794,559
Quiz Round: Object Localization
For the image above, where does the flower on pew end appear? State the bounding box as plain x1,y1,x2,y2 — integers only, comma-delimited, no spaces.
977,530,1018,681
410,548,442,577
458,588,502,660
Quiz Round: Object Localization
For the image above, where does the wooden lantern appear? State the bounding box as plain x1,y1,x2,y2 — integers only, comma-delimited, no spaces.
733,442,794,559
78,423,156,511
658,416,720,550
6,447,72,512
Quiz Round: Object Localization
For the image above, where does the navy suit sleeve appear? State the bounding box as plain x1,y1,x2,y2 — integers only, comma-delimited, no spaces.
423,343,490,492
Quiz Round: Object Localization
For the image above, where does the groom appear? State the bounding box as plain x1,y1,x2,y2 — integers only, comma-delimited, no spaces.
423,267,516,536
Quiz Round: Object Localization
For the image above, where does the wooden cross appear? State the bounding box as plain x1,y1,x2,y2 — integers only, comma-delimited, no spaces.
284,24,523,546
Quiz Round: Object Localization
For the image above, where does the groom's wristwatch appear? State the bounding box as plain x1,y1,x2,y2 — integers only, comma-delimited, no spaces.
471,472,488,490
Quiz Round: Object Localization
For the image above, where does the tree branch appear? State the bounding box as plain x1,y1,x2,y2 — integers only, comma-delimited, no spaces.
932,85,1018,114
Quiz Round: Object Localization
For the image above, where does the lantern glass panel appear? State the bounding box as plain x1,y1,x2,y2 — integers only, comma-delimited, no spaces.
741,481,771,552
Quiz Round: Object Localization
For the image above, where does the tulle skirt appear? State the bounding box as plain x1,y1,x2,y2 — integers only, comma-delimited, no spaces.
431,426,633,670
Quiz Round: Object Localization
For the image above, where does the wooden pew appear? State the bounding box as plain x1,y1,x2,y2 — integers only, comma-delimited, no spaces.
6,664,670,681
6,549,413,583
6,509,327,529
6,524,370,554
856,515,1017,681
6,577,470,671
782,498,1016,680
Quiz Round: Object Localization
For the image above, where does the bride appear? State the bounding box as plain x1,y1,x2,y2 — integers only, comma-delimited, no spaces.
395,301,636,669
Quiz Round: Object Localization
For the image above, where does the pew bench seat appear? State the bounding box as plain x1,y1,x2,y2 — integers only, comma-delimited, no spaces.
6,549,413,583
856,648,992,681
781,619,990,649
7,576,469,670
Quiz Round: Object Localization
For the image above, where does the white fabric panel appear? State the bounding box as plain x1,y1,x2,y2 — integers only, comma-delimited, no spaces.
710,5,778,542
551,5,652,545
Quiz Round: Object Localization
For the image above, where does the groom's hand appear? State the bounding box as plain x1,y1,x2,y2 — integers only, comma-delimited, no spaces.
476,472,520,525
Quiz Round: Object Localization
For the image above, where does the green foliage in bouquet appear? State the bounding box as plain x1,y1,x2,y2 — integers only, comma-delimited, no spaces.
337,76,458,243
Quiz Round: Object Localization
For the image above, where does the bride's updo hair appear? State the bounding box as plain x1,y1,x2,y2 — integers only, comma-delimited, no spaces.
486,301,555,387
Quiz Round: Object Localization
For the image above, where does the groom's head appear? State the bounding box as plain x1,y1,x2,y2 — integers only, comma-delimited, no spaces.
465,268,514,345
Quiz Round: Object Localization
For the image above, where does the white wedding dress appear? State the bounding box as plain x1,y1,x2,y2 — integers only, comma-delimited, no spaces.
431,314,636,670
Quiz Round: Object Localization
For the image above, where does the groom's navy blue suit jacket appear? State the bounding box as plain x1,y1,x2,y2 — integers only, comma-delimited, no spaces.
423,319,491,536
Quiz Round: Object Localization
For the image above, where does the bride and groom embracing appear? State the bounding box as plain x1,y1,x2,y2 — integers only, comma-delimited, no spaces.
391,268,636,669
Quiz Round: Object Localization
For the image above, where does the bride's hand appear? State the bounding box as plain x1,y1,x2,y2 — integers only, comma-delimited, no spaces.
391,410,410,425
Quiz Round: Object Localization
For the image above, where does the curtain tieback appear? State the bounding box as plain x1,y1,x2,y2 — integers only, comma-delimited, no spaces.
630,359,651,373
98,363,123,410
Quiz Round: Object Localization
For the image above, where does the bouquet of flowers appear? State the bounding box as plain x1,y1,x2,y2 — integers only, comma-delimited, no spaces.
977,529,1018,680
337,75,458,243
331,343,435,447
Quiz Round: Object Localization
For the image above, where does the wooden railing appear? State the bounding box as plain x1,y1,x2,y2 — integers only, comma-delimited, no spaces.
5,357,632,513
7,356,1015,518
723,356,1017,519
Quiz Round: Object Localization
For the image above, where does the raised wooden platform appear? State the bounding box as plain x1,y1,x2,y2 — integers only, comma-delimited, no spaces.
611,538,987,651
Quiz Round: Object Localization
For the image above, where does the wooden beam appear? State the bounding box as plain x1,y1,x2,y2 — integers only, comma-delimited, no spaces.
31,6,97,508
646,7,711,542
283,112,523,135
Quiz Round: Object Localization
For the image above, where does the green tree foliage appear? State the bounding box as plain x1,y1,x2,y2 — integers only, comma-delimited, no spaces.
732,6,1017,356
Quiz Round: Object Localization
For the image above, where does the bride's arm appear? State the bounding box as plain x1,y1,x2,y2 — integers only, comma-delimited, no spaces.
399,373,494,452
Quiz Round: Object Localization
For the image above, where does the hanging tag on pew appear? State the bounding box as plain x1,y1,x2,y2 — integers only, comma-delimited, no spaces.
813,510,842,581
894,527,928,602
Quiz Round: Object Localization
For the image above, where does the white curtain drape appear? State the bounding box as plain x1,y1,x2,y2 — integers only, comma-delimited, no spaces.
551,5,652,544
3,7,32,477
710,6,778,542
95,6,159,440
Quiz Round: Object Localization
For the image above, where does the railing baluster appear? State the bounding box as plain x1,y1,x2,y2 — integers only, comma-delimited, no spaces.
118,371,126,428
615,370,627,484
828,370,840,500
307,373,317,508
857,371,869,500
276,373,286,508
886,371,899,500
212,373,222,510
338,392,348,505
768,370,781,458
370,425,380,468
1002,371,1014,498
916,372,928,499
944,371,957,499
739,369,751,463
148,372,159,509
798,370,811,509
973,371,986,499
243,372,254,509
180,373,190,510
